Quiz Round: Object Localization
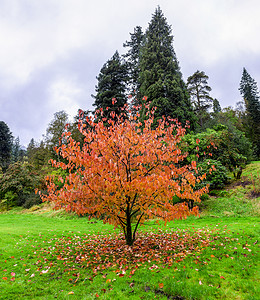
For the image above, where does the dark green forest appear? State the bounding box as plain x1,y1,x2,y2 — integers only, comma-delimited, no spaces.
0,7,259,210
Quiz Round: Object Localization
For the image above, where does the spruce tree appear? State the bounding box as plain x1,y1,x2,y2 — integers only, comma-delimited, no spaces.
187,70,213,129
92,51,128,121
138,7,197,129
239,68,260,157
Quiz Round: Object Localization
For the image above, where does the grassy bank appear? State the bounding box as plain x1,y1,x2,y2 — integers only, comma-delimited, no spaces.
0,162,259,299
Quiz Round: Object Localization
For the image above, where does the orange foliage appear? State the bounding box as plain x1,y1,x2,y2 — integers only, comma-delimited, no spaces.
41,103,208,245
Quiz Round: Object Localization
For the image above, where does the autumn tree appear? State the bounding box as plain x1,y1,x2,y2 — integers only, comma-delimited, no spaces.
187,70,214,129
42,105,207,246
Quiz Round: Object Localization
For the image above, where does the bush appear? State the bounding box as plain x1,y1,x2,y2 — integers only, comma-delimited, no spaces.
0,162,44,208
197,159,230,190
23,192,42,209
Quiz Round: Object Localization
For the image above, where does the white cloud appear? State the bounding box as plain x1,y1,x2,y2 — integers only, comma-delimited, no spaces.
48,76,83,118
0,0,259,145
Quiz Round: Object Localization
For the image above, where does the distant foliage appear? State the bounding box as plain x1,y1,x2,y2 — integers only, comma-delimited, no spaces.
183,125,253,185
0,162,43,209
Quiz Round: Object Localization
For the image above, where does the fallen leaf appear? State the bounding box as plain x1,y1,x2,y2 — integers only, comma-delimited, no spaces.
159,283,164,289
68,291,74,295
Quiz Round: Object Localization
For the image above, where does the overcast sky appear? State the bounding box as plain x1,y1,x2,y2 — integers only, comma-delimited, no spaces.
0,0,259,146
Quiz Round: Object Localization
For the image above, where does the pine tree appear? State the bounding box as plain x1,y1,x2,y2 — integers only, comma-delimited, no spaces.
138,7,196,129
92,51,128,121
187,70,214,129
239,68,260,157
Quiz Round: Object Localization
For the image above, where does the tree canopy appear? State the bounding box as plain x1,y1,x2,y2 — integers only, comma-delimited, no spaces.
41,106,207,246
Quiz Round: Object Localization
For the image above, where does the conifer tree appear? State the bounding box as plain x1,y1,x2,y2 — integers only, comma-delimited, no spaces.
0,121,13,171
239,68,260,157
123,26,144,99
92,51,128,121
213,98,221,114
11,137,25,162
138,7,196,129
187,70,213,129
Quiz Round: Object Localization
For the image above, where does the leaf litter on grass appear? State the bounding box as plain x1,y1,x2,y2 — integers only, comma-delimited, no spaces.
1,222,259,299
6,227,223,284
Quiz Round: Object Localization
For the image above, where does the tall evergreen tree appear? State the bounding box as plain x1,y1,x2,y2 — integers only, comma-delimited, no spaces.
187,70,213,129
92,51,128,121
45,110,69,159
138,7,196,129
123,26,144,99
239,68,260,157
213,98,221,114
0,121,13,171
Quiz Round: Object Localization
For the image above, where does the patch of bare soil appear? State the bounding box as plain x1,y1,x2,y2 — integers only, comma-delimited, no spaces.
226,179,252,190
249,190,260,198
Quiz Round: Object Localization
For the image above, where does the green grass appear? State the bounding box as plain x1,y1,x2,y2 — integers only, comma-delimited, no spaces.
0,162,259,299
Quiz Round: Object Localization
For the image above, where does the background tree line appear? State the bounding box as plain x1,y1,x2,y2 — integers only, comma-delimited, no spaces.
0,7,259,210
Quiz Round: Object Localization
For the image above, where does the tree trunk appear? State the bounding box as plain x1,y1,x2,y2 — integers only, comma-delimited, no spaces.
125,208,134,246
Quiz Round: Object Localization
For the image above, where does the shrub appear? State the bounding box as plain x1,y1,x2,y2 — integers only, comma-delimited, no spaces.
197,159,230,190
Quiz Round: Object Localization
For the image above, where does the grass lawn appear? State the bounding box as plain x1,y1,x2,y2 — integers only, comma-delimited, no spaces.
0,162,259,299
